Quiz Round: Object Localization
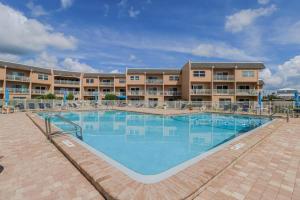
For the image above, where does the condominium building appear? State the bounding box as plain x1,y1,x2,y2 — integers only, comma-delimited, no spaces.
0,60,265,103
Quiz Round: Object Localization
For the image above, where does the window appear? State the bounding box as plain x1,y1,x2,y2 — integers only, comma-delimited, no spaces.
86,78,94,84
242,70,255,77
119,79,126,83
147,76,158,80
12,71,25,76
38,74,48,80
103,88,111,93
238,85,250,90
102,79,112,83
193,71,205,77
216,71,229,76
169,75,179,81
192,85,203,90
130,75,139,80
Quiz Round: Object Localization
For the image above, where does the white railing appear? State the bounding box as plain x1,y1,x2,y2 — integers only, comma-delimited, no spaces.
146,79,163,84
100,82,114,86
236,89,258,96
6,74,30,82
84,91,98,96
146,91,164,96
213,89,235,95
8,88,30,94
54,90,80,95
164,91,181,96
31,89,49,95
115,92,126,96
54,80,80,85
128,91,144,96
213,75,234,81
190,89,211,95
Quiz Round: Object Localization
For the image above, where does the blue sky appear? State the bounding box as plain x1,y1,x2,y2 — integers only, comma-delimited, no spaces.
0,0,300,89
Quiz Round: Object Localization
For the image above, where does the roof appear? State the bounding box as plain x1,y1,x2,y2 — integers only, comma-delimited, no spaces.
127,68,181,74
83,73,125,78
53,70,81,77
190,62,265,69
0,60,52,74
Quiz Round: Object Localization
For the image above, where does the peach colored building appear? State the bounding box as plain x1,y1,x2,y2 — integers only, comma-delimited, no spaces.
0,60,265,103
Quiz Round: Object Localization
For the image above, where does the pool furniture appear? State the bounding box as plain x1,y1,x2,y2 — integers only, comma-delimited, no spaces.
16,103,25,112
28,103,35,110
38,103,45,110
45,103,51,109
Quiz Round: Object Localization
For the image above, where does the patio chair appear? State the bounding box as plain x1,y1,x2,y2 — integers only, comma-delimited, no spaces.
16,103,25,112
72,103,78,109
38,103,45,110
45,103,51,109
232,104,238,113
28,103,35,110
242,104,249,112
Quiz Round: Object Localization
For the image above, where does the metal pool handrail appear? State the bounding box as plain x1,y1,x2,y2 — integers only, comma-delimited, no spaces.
45,114,83,140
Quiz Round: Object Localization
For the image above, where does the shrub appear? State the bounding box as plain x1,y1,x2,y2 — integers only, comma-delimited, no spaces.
44,93,56,99
104,93,117,100
66,93,74,100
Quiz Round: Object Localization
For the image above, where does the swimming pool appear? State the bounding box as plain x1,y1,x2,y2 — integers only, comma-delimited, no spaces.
39,111,270,182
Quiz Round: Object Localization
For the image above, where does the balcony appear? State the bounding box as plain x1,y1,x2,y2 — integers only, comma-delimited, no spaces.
164,91,181,96
8,88,30,94
236,89,258,96
128,91,144,96
213,75,234,81
6,74,30,82
190,89,211,95
54,90,80,95
146,79,163,84
31,89,49,95
84,91,98,96
54,80,80,85
0,88,3,93
213,89,235,95
100,82,114,87
146,90,163,96
115,92,126,96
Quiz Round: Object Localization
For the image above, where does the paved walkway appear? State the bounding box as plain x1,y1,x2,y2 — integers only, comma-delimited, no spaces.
0,113,103,200
195,118,300,200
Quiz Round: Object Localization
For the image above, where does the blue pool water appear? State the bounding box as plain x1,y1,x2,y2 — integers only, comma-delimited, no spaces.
39,111,270,176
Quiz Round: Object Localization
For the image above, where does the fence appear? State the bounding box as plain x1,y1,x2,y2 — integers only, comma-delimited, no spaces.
0,99,296,115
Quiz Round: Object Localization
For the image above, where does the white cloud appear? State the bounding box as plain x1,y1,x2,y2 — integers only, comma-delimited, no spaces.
128,6,140,18
0,53,20,62
128,54,137,61
118,0,127,7
23,52,98,72
61,0,74,9
191,43,261,61
110,69,120,73
0,3,76,55
261,55,300,89
61,58,98,72
225,4,277,33
272,20,300,45
258,0,270,5
26,1,47,17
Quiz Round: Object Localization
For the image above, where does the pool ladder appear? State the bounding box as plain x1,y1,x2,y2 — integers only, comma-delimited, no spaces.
45,114,83,140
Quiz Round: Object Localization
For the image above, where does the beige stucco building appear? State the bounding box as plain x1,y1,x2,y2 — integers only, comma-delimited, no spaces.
0,60,265,103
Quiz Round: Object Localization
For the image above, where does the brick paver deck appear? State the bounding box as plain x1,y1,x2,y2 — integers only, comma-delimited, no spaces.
0,113,103,200
195,118,300,200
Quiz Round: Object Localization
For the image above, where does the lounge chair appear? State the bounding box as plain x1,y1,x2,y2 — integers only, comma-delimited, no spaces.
72,103,78,109
17,103,25,112
232,104,238,113
223,105,230,112
242,104,249,112
28,103,35,110
45,103,51,109
38,103,45,110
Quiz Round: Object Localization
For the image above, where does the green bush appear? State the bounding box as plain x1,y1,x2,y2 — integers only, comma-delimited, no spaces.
44,93,56,99
66,93,74,100
104,93,117,100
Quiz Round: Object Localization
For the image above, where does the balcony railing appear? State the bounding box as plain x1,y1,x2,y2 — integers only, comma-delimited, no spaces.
54,90,80,95
164,91,181,96
8,88,30,94
146,91,163,96
84,91,98,96
31,89,49,95
146,79,163,84
54,80,80,85
115,92,126,96
100,82,114,86
128,91,144,96
213,75,234,81
6,74,30,82
213,89,235,95
190,89,211,95
236,89,258,96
